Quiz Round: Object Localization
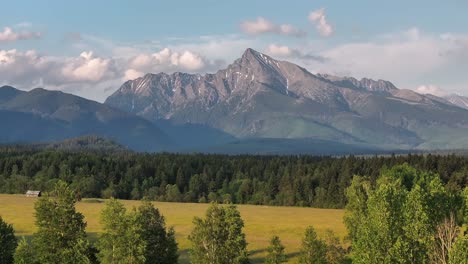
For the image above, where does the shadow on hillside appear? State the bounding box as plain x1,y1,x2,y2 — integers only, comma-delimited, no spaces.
248,248,301,263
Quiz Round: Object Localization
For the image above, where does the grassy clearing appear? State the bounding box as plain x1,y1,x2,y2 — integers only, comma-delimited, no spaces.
0,194,346,263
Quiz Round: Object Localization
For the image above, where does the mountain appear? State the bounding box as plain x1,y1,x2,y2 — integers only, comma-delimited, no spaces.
445,94,468,110
419,92,468,110
106,48,468,151
0,86,171,151
0,85,24,104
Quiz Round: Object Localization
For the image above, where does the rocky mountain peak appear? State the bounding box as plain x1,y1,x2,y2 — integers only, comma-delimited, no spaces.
238,48,280,69
317,74,398,94
105,48,468,150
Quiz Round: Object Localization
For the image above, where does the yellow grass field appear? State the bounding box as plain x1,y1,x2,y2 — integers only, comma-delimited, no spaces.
0,194,346,263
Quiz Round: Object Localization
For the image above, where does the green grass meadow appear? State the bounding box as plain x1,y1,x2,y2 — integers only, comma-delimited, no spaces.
0,194,346,263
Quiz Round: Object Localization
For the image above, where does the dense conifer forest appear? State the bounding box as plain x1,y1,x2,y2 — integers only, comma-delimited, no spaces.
0,147,466,208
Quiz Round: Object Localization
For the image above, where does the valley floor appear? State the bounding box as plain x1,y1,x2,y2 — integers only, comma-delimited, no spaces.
0,194,345,263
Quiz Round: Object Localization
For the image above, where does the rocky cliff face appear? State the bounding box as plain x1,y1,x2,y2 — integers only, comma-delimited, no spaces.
106,48,468,150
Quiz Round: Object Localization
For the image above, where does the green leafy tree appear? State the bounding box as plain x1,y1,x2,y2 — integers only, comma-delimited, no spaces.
448,187,468,264
345,164,463,264
134,200,178,264
0,216,17,263
14,238,36,264
448,234,468,264
98,198,145,264
32,181,90,264
299,226,327,264
265,235,286,264
188,203,249,264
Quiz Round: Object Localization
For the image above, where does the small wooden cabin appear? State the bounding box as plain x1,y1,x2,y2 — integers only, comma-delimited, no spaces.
25,190,41,197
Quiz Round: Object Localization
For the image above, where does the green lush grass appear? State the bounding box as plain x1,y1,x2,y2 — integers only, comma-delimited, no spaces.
0,194,346,263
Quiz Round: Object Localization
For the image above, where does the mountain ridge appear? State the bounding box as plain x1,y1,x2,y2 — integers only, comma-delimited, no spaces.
106,48,468,151
0,86,172,151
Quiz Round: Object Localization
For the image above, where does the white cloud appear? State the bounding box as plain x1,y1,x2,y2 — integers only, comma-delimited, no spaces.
61,51,115,83
415,85,448,97
266,44,293,57
178,50,205,70
0,26,42,42
0,45,221,101
308,8,334,37
240,17,305,37
3,27,467,101
124,69,144,80
265,44,326,63
0,49,118,101
290,28,468,94
128,48,209,75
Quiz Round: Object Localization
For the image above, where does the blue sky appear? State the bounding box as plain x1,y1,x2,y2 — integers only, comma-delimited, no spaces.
1,0,467,101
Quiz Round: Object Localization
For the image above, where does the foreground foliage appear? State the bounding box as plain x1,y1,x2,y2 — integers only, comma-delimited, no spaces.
345,164,467,264
188,203,249,264
0,216,17,264
32,181,90,263
98,199,178,264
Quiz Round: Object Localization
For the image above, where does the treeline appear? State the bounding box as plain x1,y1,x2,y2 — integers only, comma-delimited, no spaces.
0,148,467,208
1,165,467,263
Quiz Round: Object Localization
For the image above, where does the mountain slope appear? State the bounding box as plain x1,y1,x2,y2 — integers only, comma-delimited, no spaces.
445,94,468,110
0,86,171,151
106,48,468,151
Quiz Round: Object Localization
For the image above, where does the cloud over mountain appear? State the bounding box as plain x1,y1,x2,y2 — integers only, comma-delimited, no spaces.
415,85,448,97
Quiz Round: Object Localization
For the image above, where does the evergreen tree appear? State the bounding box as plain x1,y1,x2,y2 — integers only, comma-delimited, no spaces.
165,227,179,264
265,235,286,264
32,181,90,264
188,203,249,264
14,238,36,264
323,230,347,264
134,200,178,264
298,226,327,264
98,198,145,264
0,216,17,264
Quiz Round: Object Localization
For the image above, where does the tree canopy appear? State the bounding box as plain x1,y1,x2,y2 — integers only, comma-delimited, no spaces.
344,164,466,264
0,148,467,209
188,203,249,264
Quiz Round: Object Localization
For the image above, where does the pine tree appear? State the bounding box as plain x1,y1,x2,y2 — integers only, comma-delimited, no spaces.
32,181,90,264
265,235,286,264
298,226,327,264
165,227,179,264
0,216,17,264
134,200,178,264
323,229,347,264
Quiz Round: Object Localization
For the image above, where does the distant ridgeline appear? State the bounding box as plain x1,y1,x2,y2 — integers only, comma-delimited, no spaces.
0,148,466,208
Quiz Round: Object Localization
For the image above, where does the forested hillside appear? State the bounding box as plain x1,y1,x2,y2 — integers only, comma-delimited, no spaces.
0,148,467,208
